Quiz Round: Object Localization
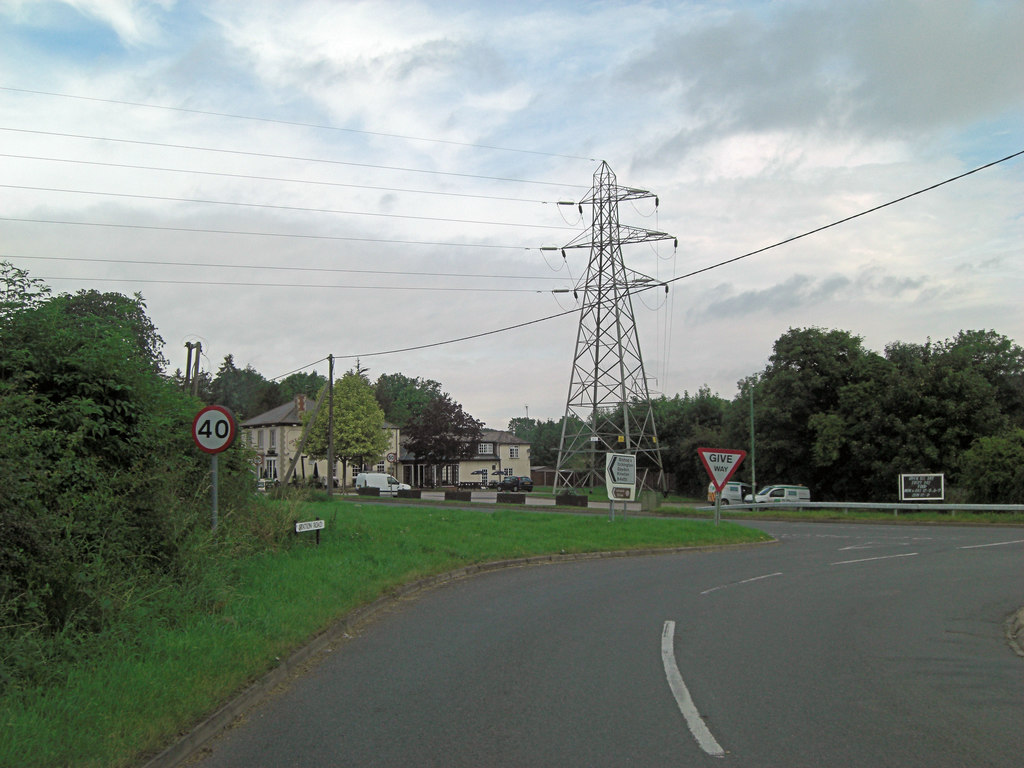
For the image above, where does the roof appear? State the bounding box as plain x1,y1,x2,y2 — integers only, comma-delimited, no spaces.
241,397,316,427
479,429,529,445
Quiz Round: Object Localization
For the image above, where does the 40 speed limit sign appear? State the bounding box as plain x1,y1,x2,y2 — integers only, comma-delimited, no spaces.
192,405,237,454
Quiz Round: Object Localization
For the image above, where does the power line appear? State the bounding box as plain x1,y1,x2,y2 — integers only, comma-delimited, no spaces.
0,126,589,189
0,183,582,231
0,215,540,249
4,253,566,282
0,85,598,163
647,147,1024,292
30,275,555,293
314,148,1024,363
0,153,574,205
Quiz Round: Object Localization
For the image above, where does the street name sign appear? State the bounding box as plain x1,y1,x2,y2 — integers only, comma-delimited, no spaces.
295,519,326,533
697,448,747,491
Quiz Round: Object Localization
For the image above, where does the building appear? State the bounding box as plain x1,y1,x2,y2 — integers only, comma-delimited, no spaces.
399,428,531,487
242,398,530,489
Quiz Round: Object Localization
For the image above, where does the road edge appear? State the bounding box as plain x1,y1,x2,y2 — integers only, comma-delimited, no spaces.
140,539,774,768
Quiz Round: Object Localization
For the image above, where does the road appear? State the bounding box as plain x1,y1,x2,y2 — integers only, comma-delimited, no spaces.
192,521,1024,767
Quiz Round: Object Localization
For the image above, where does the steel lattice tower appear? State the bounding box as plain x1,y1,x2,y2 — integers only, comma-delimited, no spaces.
555,162,676,491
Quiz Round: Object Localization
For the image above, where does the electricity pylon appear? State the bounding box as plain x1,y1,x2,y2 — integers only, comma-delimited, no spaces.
554,161,675,492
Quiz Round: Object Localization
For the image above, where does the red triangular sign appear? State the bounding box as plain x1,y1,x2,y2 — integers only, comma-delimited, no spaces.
698,448,747,492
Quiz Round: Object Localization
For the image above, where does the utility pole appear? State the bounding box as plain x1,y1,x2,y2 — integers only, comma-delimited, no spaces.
327,354,335,498
184,341,202,397
554,162,676,492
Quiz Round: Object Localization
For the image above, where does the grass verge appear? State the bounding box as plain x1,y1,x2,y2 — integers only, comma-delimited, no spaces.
3,499,768,768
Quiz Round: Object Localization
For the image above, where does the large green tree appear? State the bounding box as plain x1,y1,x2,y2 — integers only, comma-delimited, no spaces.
304,371,389,488
403,393,483,486
210,354,280,420
374,372,443,426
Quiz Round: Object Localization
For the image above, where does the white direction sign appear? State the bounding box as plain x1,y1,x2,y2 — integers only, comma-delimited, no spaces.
606,453,637,501
295,519,326,533
697,448,747,491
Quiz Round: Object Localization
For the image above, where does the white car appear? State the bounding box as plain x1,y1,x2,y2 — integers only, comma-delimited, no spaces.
745,485,811,504
354,472,411,495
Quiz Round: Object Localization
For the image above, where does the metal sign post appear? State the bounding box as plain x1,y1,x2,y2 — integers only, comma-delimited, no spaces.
193,405,237,530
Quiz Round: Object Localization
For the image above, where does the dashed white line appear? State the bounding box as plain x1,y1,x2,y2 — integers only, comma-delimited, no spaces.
959,538,1024,549
661,621,725,758
700,572,783,595
830,552,918,565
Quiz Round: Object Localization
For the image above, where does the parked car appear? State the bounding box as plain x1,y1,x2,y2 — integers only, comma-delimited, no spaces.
355,472,411,495
744,485,811,504
707,481,751,505
498,475,534,492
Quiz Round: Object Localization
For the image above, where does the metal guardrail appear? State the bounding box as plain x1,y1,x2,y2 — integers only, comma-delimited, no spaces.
695,501,1024,514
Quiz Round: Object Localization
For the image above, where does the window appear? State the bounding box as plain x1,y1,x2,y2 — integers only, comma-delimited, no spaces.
269,429,277,451
504,468,513,477
478,442,494,455
509,445,520,459
257,430,264,449
376,462,385,473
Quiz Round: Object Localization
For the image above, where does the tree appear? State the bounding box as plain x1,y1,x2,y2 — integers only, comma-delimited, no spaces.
403,393,483,486
303,371,389,488
959,429,1024,503
0,284,251,645
374,372,443,426
278,370,327,403
1,260,50,323
210,355,280,420
508,416,562,466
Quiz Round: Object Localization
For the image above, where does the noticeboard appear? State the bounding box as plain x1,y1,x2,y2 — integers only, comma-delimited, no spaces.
899,473,944,501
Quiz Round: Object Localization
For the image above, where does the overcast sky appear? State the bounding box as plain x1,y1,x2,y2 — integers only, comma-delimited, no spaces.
2,0,1022,429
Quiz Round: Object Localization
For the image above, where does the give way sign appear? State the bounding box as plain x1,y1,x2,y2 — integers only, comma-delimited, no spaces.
697,447,747,492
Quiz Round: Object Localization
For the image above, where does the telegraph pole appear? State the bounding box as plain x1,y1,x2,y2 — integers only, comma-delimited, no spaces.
554,162,675,492
327,354,335,498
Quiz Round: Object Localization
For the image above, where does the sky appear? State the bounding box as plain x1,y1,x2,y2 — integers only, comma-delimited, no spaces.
1,0,1022,430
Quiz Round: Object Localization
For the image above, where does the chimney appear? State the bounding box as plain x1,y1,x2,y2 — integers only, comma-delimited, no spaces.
295,393,306,414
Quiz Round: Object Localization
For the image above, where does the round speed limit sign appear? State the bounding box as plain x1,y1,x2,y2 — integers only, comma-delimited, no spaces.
192,405,237,454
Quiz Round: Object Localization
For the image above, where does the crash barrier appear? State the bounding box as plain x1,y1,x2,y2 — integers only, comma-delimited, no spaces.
695,501,1024,516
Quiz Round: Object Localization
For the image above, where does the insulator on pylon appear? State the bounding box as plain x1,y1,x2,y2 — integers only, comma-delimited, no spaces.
655,196,660,207
673,238,678,249
562,249,567,259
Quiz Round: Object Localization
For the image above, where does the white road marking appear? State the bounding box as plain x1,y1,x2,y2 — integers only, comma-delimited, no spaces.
830,552,918,565
959,538,1024,549
700,572,783,595
661,621,725,758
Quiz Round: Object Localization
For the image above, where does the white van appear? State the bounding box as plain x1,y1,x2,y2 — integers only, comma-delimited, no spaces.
354,472,411,495
745,485,811,504
707,481,751,505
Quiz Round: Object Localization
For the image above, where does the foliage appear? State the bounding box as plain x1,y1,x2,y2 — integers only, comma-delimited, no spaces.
958,429,1024,503
507,416,563,466
374,372,443,426
303,371,390,486
652,387,731,496
403,393,483,483
278,370,327,404
0,273,255,694
0,261,50,322
209,354,280,420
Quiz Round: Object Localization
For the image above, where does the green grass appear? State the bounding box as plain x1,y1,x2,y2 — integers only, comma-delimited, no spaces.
3,499,768,768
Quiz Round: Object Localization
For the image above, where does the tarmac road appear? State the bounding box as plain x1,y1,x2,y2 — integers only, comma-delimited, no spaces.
190,520,1024,767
